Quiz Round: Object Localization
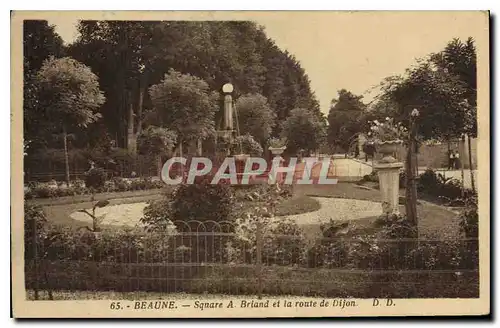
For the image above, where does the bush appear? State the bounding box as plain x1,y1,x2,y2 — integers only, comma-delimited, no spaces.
130,178,148,191
24,203,47,260
417,168,440,192
261,217,307,266
31,185,56,198
72,179,87,194
306,220,350,268
361,171,378,183
233,215,308,266
439,179,464,200
126,177,164,191
459,196,478,238
84,167,107,191
140,199,174,232
24,176,166,199
417,168,471,202
405,239,478,271
112,177,129,192
171,180,234,232
232,134,263,156
374,213,417,239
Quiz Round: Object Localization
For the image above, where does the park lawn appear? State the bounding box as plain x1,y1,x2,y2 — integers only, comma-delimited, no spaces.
296,183,462,239
37,189,322,229
36,182,461,239
275,195,321,216
296,182,382,202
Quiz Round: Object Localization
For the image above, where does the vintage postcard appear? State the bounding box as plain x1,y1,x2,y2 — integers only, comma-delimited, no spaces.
11,10,490,318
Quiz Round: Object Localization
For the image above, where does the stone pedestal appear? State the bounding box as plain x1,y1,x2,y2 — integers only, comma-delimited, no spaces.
375,162,403,215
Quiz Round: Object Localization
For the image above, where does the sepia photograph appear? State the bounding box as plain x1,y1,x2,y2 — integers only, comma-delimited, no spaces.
11,10,490,318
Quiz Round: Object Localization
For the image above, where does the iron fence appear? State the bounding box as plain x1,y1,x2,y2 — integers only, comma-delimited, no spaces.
25,220,479,300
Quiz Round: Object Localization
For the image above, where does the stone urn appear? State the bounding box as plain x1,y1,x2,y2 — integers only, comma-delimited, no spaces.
376,140,403,164
233,153,250,161
268,146,287,156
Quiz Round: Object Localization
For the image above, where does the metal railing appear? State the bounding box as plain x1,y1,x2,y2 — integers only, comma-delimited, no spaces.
25,219,479,300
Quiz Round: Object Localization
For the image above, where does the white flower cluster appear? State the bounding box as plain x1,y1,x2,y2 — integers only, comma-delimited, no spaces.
367,117,407,142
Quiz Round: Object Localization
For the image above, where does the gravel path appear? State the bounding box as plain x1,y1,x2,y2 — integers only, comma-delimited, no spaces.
69,197,382,227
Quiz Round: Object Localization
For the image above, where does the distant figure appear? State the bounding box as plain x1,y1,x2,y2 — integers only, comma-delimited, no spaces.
363,141,376,162
448,151,455,170
354,146,359,158
454,151,460,169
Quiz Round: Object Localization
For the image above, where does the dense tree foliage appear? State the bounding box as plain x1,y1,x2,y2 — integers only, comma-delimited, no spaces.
378,61,469,142
235,93,276,144
65,20,321,149
280,108,326,155
431,37,477,190
34,56,105,183
23,21,66,150
149,69,218,156
327,89,367,153
232,134,264,156
137,126,177,176
372,37,478,226
24,20,323,180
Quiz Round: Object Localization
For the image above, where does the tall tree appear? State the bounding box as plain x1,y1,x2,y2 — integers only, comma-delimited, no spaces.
68,21,159,153
149,69,217,158
235,93,276,144
67,21,320,149
379,55,469,229
431,37,477,191
280,108,326,156
327,89,367,153
137,126,177,177
35,57,105,184
23,20,65,152
23,20,65,73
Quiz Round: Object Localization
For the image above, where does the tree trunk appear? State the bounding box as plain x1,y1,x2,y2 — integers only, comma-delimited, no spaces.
127,96,136,155
405,147,418,228
468,135,476,192
157,155,162,179
62,126,70,186
447,139,451,170
137,77,145,136
405,122,418,234
414,146,419,176
179,140,184,176
197,138,203,156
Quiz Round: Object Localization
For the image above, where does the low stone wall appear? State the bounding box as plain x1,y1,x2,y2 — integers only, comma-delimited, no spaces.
359,135,477,169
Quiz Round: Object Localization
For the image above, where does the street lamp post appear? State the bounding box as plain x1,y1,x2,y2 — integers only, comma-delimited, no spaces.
222,83,234,137
405,108,420,231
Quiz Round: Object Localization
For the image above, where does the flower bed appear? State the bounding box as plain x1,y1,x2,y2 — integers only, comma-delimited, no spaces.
24,177,165,200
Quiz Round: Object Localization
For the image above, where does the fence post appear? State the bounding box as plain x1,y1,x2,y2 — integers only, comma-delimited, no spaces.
256,219,263,299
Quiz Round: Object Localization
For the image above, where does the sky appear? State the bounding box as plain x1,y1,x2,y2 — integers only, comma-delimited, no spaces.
47,11,487,115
